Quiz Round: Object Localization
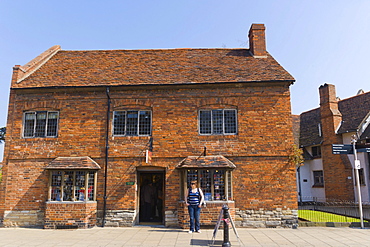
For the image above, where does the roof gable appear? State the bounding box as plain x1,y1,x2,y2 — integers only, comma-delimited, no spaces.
12,47,294,89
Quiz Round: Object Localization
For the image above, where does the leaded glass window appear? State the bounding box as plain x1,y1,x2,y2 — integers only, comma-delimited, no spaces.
49,170,97,201
199,109,237,135
23,111,59,138
184,169,232,201
113,110,151,136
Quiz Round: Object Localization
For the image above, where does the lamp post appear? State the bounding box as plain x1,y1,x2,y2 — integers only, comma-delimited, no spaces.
352,135,364,229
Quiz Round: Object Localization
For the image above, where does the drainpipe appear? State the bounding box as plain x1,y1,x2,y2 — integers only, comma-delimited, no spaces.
102,87,111,227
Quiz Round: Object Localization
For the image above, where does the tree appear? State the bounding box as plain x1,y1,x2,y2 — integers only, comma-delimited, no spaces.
289,144,304,167
0,127,5,143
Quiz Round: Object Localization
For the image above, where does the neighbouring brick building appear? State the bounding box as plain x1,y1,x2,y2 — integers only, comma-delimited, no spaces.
298,84,370,203
0,24,298,229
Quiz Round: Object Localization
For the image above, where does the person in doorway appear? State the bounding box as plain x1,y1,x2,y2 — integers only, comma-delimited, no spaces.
185,180,205,233
141,179,155,221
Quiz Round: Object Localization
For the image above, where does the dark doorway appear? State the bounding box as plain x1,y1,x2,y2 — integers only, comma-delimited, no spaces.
138,171,164,224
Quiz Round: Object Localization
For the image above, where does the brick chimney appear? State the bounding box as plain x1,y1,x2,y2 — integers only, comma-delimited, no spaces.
319,83,354,201
248,24,266,57
319,83,342,136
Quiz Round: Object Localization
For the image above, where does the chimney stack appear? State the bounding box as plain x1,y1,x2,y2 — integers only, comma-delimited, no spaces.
319,83,342,137
248,24,267,57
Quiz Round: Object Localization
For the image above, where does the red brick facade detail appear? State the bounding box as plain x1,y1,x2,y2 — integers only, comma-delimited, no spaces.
45,202,97,229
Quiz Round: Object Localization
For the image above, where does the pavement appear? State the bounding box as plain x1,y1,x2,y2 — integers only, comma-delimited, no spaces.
1,226,370,247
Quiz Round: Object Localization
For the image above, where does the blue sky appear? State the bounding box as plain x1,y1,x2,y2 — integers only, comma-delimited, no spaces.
1,0,370,161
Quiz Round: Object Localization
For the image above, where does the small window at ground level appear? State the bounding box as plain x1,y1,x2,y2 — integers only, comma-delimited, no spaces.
184,169,232,201
313,170,324,187
49,170,97,201
113,110,151,136
199,109,237,135
23,111,59,138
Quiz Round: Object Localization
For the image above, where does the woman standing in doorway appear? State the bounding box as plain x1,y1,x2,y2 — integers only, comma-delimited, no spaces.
185,180,205,233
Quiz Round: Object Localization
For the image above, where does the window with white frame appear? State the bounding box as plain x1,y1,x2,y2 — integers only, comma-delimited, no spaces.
23,111,59,138
49,170,97,201
313,170,324,187
113,110,151,136
199,109,237,135
184,169,232,201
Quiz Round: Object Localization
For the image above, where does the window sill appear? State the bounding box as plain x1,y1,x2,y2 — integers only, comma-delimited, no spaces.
46,201,96,204
312,185,324,188
23,137,58,140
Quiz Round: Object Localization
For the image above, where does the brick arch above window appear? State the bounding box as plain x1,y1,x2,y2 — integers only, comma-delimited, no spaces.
112,105,152,111
198,103,238,110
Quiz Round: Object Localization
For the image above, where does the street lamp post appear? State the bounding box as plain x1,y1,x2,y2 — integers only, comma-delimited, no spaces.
352,135,364,229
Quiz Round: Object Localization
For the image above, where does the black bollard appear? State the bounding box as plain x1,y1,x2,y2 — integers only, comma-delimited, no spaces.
222,205,231,247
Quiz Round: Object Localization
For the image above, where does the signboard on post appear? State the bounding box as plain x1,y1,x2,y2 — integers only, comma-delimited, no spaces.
332,144,354,154
357,148,370,153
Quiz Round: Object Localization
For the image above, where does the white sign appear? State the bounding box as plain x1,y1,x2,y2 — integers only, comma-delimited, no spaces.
355,160,361,169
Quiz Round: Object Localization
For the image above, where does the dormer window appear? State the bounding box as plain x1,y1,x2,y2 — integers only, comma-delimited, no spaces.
312,146,321,158
23,111,59,138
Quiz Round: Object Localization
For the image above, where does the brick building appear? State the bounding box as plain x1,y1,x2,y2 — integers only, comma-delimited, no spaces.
298,84,370,203
0,24,297,229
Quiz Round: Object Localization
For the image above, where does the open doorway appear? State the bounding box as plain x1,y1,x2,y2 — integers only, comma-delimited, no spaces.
138,171,164,224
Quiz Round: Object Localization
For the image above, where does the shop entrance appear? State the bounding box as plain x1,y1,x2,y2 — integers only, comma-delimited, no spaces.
138,171,164,224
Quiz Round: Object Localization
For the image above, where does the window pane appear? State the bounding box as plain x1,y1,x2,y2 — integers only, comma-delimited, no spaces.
214,170,225,200
212,110,223,134
313,171,324,186
227,171,232,200
75,171,86,201
35,112,47,137
46,112,58,137
51,171,62,201
87,171,95,200
126,111,138,136
200,170,212,201
113,111,126,135
224,110,237,134
24,112,35,137
187,169,198,187
199,110,211,134
138,111,151,136
63,171,74,201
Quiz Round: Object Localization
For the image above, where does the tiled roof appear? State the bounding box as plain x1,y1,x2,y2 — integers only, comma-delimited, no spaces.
299,108,323,147
337,92,370,134
177,155,236,169
299,91,370,146
12,47,294,89
46,156,101,170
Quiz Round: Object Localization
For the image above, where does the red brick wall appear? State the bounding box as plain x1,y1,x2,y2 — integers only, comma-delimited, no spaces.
45,201,97,229
1,82,297,227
